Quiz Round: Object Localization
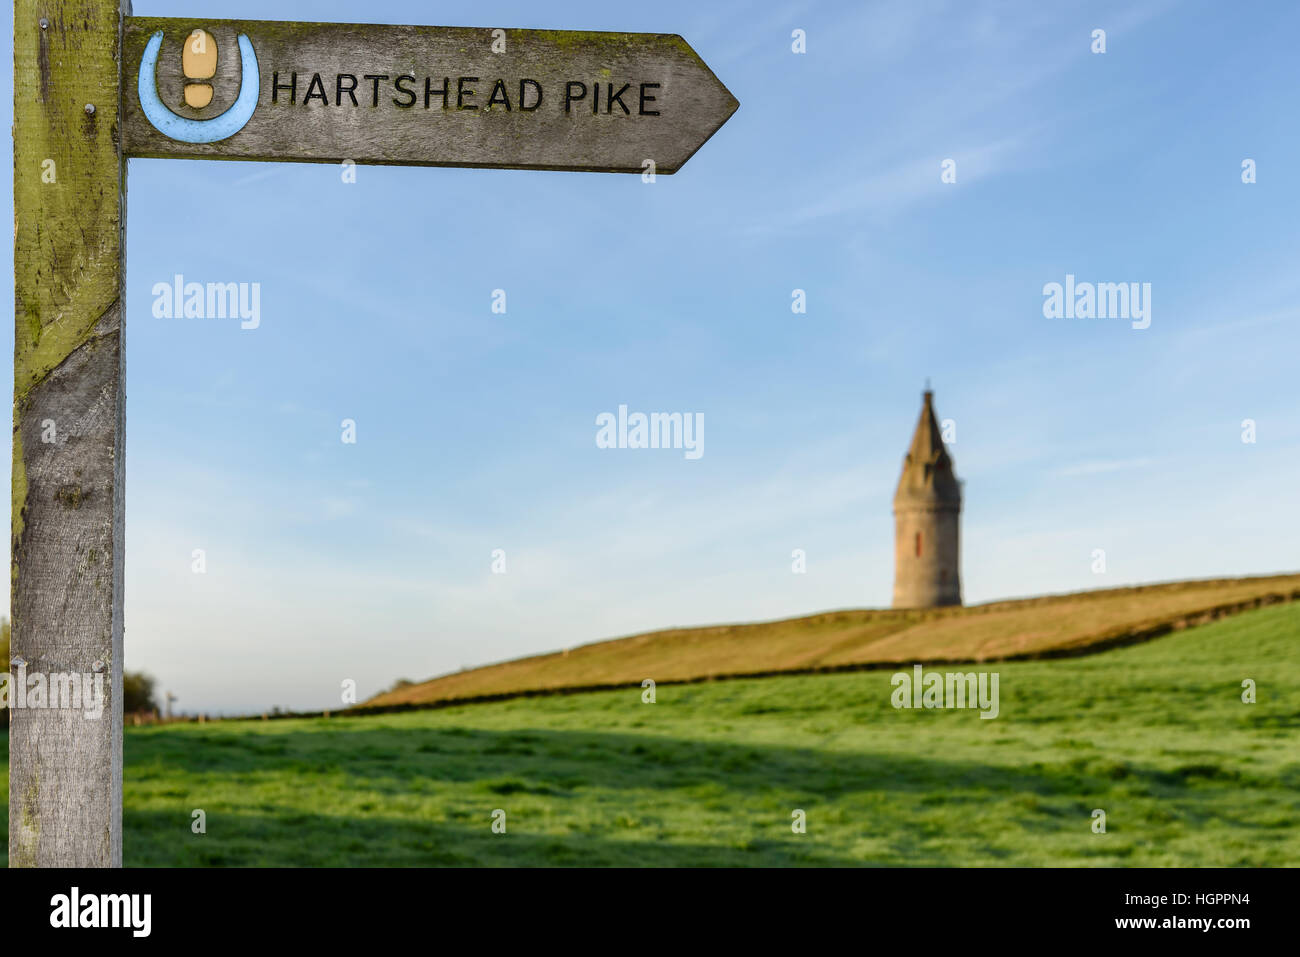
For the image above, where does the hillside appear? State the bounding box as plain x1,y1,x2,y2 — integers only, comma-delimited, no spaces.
363,573,1300,709
5,601,1294,866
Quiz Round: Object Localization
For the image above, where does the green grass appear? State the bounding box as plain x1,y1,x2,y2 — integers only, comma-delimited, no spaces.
3,603,1298,866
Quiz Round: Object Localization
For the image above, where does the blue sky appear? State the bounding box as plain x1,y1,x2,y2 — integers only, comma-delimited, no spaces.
5,0,1300,712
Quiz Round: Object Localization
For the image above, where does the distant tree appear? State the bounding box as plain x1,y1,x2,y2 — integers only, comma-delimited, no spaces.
123,671,158,715
389,678,415,692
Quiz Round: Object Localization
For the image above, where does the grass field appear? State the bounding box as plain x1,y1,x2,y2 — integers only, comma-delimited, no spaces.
363,574,1300,709
2,601,1298,866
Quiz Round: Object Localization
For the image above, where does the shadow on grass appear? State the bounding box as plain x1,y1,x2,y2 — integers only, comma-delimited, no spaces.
128,722,1095,798
2,722,1281,866
124,722,1266,807
122,808,862,867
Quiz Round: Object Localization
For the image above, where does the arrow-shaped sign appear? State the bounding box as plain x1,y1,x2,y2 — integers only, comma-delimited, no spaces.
122,18,740,174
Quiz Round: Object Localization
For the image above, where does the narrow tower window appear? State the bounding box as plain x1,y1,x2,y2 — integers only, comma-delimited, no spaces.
915,531,922,557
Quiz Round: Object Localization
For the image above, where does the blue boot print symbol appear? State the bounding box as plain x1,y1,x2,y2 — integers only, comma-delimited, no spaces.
139,30,260,144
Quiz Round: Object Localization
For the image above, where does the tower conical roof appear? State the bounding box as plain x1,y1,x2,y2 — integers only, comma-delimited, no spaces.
893,390,961,507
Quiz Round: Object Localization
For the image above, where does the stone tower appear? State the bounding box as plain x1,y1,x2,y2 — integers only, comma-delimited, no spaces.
892,389,962,608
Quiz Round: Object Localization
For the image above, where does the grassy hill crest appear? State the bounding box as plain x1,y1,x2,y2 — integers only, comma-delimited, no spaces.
362,573,1300,712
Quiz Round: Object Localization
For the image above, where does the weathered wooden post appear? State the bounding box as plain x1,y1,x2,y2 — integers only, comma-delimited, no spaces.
11,0,131,866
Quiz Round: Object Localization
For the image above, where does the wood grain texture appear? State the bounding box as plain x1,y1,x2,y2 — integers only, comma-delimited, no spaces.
122,18,739,172
11,0,128,867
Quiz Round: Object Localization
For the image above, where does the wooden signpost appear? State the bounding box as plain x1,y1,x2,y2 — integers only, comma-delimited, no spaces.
122,18,738,173
11,1,737,867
